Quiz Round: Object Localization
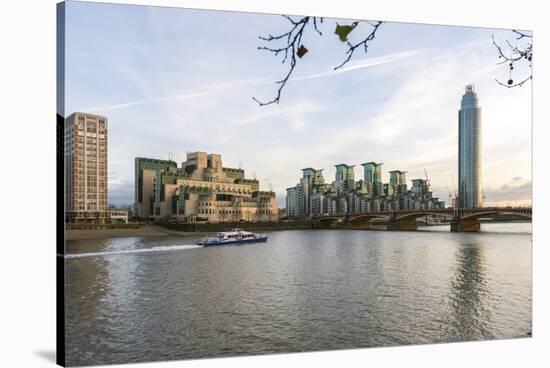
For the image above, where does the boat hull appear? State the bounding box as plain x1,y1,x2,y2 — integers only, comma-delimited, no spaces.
198,235,268,247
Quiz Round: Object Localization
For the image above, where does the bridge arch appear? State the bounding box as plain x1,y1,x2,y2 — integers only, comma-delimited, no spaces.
394,211,453,222
348,213,387,222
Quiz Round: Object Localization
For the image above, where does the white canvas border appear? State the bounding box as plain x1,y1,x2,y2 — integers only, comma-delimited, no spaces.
0,0,548,367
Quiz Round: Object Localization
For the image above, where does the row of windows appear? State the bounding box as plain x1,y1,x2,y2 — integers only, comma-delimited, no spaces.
196,208,274,215
73,164,107,169
69,178,107,187
68,194,108,199
68,173,108,179
71,204,108,210
67,190,107,195
83,139,107,144
197,201,261,208
75,116,106,126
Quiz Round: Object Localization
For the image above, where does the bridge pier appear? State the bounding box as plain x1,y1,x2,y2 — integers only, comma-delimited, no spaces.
450,219,480,232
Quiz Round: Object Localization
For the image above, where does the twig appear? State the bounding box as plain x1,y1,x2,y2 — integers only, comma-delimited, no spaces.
512,29,532,40
495,75,532,88
492,33,532,88
334,21,383,70
253,16,323,106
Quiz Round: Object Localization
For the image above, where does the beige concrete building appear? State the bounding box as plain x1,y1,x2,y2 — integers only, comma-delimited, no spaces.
64,112,109,222
135,152,277,223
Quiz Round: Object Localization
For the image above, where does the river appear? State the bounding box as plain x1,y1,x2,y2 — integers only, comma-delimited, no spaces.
64,222,532,366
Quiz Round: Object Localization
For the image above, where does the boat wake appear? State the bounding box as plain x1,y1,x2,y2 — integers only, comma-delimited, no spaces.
65,244,202,259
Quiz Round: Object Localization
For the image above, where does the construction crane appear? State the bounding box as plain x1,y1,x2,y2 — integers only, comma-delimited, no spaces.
423,168,430,190
444,181,453,207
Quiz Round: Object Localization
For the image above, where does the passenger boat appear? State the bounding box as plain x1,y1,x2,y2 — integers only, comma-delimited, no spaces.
197,229,268,247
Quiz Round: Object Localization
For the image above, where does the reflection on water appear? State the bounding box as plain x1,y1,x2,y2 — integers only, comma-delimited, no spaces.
444,243,492,341
64,223,532,366
420,221,532,234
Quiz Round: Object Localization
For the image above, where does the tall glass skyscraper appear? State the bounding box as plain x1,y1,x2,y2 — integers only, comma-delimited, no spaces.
458,84,482,208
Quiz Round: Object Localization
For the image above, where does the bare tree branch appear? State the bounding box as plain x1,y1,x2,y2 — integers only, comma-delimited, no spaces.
513,29,532,40
334,21,383,70
313,17,323,36
253,17,382,106
253,15,322,106
492,30,532,88
495,75,532,88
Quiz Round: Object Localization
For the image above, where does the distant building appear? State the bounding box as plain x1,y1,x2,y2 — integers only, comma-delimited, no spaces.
294,168,325,216
389,170,408,195
285,187,298,217
361,162,383,196
335,164,355,193
458,84,483,208
285,162,445,218
285,168,333,217
134,151,277,223
411,178,429,195
64,112,109,222
362,162,382,184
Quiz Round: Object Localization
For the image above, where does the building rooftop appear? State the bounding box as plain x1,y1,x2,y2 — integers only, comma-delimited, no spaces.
135,157,177,164
66,111,108,119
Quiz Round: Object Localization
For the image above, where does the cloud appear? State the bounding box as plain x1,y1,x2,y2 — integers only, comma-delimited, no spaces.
484,181,532,204
236,100,320,130
108,177,134,206
292,50,419,82
83,49,415,114
83,75,273,112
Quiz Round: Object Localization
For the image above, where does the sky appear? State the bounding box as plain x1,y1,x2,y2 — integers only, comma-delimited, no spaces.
62,1,533,208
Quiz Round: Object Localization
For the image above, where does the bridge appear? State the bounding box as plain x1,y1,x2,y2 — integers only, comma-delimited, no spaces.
311,207,532,232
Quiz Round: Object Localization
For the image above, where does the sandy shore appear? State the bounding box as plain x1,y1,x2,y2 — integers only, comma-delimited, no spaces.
66,225,195,241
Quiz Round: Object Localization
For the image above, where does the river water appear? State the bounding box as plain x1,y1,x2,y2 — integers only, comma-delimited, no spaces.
64,223,532,366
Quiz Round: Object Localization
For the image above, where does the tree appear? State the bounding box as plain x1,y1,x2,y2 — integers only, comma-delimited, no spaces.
492,30,532,88
253,16,382,106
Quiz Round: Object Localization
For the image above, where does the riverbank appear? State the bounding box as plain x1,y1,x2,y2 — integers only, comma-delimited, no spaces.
66,225,195,240
66,219,533,240
161,221,315,233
